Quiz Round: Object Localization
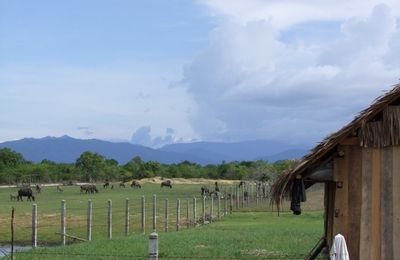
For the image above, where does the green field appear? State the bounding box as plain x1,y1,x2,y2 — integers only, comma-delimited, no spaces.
8,211,324,259
1,181,325,259
0,182,258,245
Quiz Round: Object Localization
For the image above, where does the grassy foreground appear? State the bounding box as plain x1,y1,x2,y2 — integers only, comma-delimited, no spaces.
10,211,324,259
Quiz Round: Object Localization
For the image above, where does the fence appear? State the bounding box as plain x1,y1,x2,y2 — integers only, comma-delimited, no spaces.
3,182,272,249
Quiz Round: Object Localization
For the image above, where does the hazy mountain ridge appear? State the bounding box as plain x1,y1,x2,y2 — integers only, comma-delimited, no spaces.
0,136,309,165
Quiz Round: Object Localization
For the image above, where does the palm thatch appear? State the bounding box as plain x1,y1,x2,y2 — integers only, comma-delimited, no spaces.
271,83,400,210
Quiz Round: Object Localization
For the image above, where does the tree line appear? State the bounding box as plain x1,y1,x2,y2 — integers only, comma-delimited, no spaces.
0,147,294,184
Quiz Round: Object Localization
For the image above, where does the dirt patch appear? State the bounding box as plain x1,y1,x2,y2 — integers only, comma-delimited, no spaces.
139,177,241,185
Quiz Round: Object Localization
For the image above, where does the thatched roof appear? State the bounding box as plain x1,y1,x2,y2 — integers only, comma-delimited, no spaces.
271,83,400,209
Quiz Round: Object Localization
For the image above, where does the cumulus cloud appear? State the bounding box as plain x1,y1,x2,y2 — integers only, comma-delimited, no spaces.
183,3,400,144
131,126,178,147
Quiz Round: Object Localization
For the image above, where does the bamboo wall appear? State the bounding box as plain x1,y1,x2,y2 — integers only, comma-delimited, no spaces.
329,145,400,259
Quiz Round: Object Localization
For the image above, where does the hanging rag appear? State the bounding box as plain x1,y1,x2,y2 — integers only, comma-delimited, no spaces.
330,233,349,260
290,177,306,215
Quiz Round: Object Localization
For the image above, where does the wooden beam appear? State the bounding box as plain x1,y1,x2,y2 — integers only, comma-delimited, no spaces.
359,148,372,259
339,137,359,146
392,146,400,258
371,148,381,259
381,147,393,260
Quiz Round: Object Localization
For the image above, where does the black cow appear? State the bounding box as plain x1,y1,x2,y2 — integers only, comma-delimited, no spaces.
131,180,141,188
201,186,209,196
103,181,110,188
80,184,98,194
17,187,35,201
161,180,172,188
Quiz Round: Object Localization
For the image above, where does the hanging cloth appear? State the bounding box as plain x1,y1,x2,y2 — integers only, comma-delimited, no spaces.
290,176,306,215
330,233,349,260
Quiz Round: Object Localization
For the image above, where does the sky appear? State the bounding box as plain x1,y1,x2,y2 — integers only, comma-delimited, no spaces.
1,1,400,147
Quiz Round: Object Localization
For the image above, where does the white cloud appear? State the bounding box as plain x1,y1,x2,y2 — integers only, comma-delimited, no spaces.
199,0,400,29
0,64,198,143
183,3,400,144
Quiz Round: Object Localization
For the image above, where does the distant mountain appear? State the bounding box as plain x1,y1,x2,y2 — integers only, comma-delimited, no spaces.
0,136,309,165
159,140,309,163
0,136,210,165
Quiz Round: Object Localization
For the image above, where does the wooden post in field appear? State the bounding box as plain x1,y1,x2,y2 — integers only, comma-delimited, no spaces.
141,196,145,234
241,187,244,208
125,198,129,236
230,190,233,214
11,207,14,260
61,200,66,246
202,196,205,224
87,200,92,241
210,196,214,223
224,193,227,215
176,199,180,231
164,198,168,232
186,199,190,228
217,194,221,219
236,186,239,209
107,200,112,240
193,197,197,226
152,195,156,232
32,204,37,248
256,184,259,205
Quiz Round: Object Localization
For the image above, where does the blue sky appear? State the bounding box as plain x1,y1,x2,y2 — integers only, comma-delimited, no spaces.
1,1,400,147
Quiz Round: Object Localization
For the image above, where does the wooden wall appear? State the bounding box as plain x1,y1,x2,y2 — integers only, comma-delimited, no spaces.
330,145,400,259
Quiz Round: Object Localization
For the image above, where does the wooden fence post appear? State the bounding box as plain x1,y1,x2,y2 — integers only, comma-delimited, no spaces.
164,198,168,232
141,196,145,234
224,193,227,215
152,195,157,232
61,200,66,246
186,199,190,228
125,198,129,236
210,196,214,222
32,204,37,248
217,194,221,219
176,199,180,231
202,196,205,224
230,191,233,214
11,207,14,260
193,197,197,226
87,200,92,241
236,186,239,209
108,200,112,240
241,187,244,208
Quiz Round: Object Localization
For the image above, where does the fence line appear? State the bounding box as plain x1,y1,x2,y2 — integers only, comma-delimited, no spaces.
5,182,271,247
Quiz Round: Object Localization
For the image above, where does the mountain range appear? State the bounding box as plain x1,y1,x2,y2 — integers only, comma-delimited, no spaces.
0,136,309,165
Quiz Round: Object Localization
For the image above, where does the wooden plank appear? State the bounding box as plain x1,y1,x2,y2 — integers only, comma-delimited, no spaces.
371,148,381,259
339,137,359,146
347,146,361,260
380,147,393,260
332,145,349,240
359,148,372,259
325,182,336,248
393,146,400,258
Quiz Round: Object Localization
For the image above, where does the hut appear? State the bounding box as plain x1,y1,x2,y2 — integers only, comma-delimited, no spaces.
271,84,400,259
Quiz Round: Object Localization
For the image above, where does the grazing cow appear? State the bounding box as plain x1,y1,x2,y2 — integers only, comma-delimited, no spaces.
103,181,110,188
57,185,64,192
17,187,35,201
209,191,219,199
244,191,249,201
214,181,220,192
35,184,41,193
111,185,114,189
10,194,17,201
201,186,210,196
131,180,141,189
80,184,98,194
238,181,245,188
119,182,126,188
161,180,172,188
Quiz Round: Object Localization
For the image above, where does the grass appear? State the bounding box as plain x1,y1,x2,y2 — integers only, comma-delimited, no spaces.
9,211,324,259
1,182,224,245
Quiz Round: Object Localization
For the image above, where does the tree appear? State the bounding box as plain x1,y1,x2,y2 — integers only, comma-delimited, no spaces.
0,148,26,168
75,151,105,182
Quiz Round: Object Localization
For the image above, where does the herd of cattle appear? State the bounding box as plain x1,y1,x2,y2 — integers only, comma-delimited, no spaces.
9,180,270,202
9,179,174,201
